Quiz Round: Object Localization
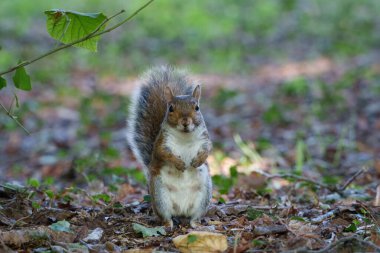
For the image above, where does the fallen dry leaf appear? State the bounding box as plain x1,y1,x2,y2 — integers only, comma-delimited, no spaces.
173,231,228,253
288,220,318,237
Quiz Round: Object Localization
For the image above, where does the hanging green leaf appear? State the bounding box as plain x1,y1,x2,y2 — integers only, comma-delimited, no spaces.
0,76,6,90
12,66,31,91
45,10,107,52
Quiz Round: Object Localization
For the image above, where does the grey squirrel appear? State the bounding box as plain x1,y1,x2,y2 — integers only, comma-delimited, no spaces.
127,66,212,228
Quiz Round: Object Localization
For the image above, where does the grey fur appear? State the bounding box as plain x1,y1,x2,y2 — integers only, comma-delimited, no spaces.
127,66,199,178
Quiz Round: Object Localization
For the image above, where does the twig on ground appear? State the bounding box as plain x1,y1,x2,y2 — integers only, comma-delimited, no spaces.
375,185,380,206
253,225,288,235
259,171,331,190
255,166,368,193
233,232,242,253
310,209,337,224
9,214,33,230
338,167,367,191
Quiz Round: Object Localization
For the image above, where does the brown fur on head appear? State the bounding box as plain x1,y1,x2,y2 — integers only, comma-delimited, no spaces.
164,85,202,133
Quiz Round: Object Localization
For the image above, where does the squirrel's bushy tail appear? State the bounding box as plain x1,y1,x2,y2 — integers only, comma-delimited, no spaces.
127,66,195,172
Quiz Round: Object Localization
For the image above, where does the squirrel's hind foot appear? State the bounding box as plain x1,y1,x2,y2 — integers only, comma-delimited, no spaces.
164,219,174,231
190,220,200,228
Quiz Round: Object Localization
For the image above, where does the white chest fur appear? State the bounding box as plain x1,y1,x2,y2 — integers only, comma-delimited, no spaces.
164,127,206,167
159,164,210,217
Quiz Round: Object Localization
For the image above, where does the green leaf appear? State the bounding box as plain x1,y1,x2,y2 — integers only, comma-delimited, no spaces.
290,216,307,222
230,166,238,179
344,222,357,232
13,66,31,91
212,175,233,194
45,189,54,199
32,201,41,209
262,104,284,124
27,178,40,188
247,207,264,221
187,234,197,244
2,182,25,192
132,223,166,238
49,220,73,233
143,195,152,202
0,76,6,90
91,193,111,203
45,10,107,52
218,197,226,204
252,239,266,247
113,201,123,209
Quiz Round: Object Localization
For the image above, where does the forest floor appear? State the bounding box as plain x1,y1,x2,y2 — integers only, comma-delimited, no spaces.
1,55,380,252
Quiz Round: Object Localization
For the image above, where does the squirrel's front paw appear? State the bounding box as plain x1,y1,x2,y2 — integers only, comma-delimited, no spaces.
175,161,186,172
190,159,203,169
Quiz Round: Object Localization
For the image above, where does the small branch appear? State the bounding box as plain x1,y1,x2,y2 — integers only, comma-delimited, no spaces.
0,0,155,77
256,170,332,191
253,225,288,235
310,209,337,224
255,166,368,193
0,100,30,135
338,167,367,191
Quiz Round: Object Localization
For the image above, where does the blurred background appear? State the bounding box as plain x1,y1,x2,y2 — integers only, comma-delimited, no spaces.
0,0,379,201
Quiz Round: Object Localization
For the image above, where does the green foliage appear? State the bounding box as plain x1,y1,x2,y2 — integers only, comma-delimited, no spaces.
45,10,107,52
102,167,146,184
255,137,272,152
32,201,41,209
143,195,152,202
13,66,31,91
246,207,264,221
218,197,226,204
212,88,239,108
322,176,340,185
27,178,40,188
295,139,305,174
0,76,6,90
344,219,360,232
252,239,265,247
49,220,73,233
281,78,309,97
262,104,285,124
187,234,197,244
44,189,54,199
234,135,263,163
132,223,166,238
212,166,238,194
290,216,307,222
91,193,111,204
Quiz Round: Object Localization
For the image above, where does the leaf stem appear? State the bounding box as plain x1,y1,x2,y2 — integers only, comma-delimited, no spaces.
0,100,30,135
0,0,155,77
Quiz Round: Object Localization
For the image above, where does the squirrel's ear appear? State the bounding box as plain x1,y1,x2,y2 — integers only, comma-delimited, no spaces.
192,85,201,102
164,86,174,103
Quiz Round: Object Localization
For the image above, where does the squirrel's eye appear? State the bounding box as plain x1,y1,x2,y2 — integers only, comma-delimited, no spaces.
195,105,200,111
169,105,174,112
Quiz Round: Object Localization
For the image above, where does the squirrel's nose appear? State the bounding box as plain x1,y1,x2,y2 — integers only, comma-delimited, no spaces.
181,117,191,127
